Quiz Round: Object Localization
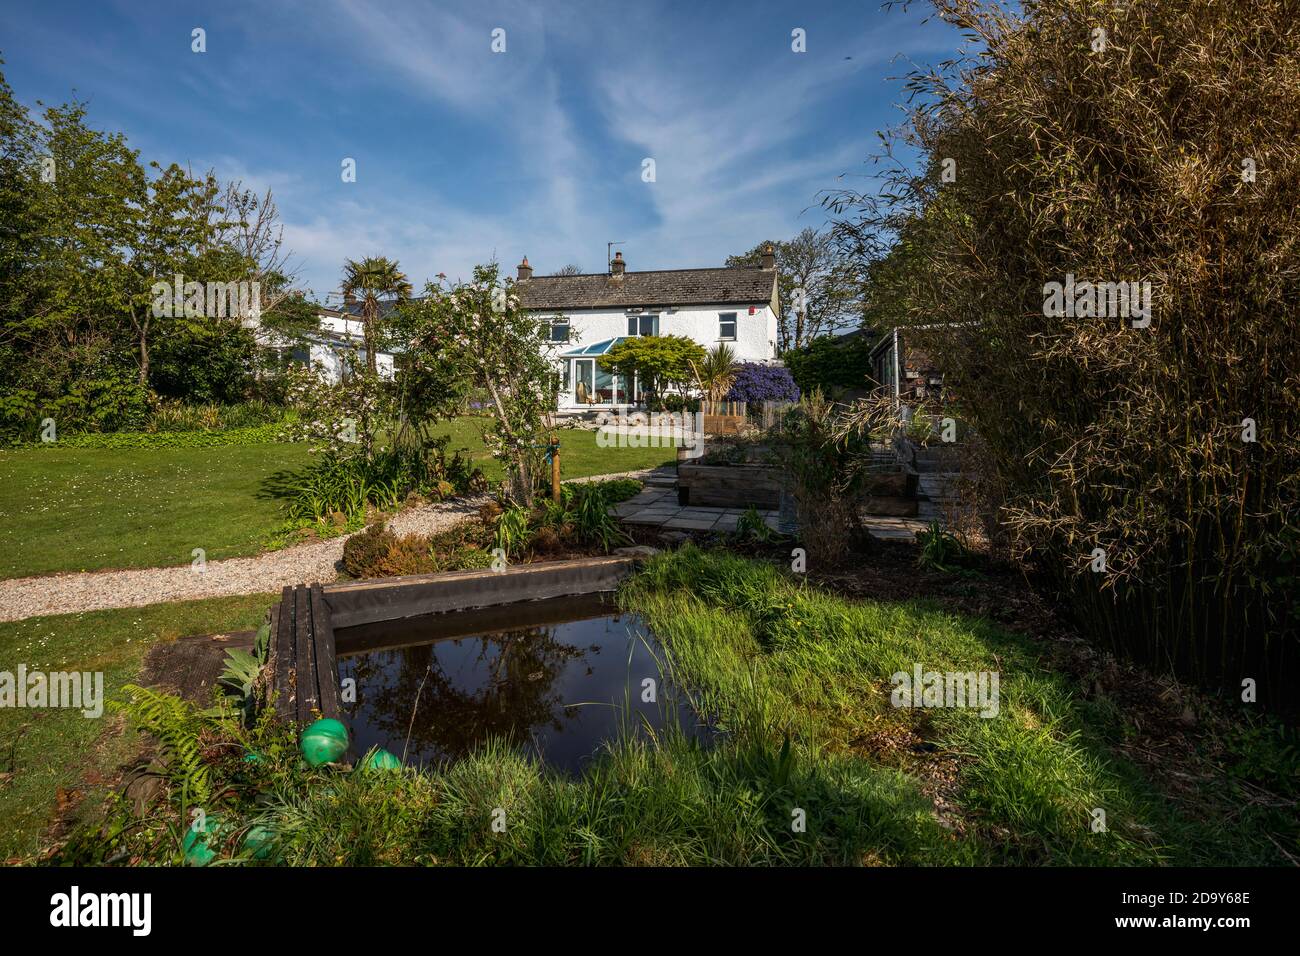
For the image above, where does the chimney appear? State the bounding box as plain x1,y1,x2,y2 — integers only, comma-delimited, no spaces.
610,250,626,277
761,243,776,270
517,256,533,280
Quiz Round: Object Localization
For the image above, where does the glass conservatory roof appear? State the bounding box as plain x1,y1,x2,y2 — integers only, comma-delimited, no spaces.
560,336,626,357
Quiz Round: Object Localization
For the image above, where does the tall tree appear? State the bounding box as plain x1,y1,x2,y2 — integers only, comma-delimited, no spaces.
124,162,224,384
340,256,412,375
727,228,859,352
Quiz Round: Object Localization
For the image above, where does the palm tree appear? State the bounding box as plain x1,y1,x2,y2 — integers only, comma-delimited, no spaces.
690,343,738,411
340,256,413,374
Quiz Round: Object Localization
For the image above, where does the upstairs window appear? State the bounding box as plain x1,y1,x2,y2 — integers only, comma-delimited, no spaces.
718,312,737,340
549,321,570,343
627,313,659,336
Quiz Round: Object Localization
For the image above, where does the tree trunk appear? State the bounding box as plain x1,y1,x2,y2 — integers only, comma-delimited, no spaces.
364,300,378,375
130,305,150,386
485,377,533,508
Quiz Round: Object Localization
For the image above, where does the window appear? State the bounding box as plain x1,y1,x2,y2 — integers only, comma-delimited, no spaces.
549,321,570,343
718,312,737,340
626,313,659,336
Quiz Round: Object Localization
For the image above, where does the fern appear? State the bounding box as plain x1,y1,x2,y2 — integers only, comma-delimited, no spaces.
115,684,212,803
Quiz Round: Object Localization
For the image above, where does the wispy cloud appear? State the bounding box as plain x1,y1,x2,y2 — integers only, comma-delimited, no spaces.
0,0,957,293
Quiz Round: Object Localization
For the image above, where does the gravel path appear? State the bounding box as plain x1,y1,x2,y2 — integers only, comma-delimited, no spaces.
0,468,669,623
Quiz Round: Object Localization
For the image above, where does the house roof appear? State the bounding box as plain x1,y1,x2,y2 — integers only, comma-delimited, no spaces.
517,266,776,311
320,300,406,320
312,263,777,315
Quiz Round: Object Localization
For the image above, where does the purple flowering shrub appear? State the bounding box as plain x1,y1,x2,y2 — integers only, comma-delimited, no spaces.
724,363,801,403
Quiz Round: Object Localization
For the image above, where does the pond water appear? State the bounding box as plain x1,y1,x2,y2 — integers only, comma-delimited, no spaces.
335,594,701,773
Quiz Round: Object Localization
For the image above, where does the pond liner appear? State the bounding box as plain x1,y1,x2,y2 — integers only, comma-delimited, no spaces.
266,556,641,725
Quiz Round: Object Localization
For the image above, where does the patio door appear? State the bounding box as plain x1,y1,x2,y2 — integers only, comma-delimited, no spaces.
574,359,595,405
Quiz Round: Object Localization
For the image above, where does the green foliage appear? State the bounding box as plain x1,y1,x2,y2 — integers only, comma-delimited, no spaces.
340,256,413,375
114,684,214,804
771,391,871,563
735,507,777,542
570,482,629,552
43,372,152,437
689,343,738,406
38,421,289,449
916,521,974,573
824,0,1300,709
493,505,533,558
592,478,642,504
783,333,875,396
0,63,299,432
219,648,262,699
620,546,1291,865
599,335,706,405
1220,719,1300,799
398,264,568,506
275,438,483,530
146,399,285,433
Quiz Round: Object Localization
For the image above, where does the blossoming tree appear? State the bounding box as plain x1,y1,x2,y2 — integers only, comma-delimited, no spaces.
398,264,568,506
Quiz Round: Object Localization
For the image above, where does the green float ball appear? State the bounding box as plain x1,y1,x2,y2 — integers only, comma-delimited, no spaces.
359,747,402,772
242,824,279,862
300,718,349,767
182,814,225,867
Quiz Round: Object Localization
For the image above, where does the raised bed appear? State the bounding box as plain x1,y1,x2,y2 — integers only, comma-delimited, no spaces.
677,462,782,509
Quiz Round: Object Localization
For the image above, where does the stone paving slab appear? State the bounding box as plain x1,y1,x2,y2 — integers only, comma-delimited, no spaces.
662,518,720,530
620,498,930,542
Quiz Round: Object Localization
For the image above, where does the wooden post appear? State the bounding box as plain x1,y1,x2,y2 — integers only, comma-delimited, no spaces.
551,431,561,504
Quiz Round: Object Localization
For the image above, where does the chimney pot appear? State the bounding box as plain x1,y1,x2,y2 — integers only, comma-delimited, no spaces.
610,251,626,277
517,256,533,281
761,244,776,270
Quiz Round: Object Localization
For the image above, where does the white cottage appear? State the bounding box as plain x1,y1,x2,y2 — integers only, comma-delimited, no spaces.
515,249,780,411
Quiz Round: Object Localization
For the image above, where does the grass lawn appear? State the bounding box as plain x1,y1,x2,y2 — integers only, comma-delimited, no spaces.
426,416,675,483
0,592,276,861
0,417,674,579
0,443,312,579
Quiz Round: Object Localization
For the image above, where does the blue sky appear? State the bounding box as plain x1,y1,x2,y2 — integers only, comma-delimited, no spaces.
0,0,958,301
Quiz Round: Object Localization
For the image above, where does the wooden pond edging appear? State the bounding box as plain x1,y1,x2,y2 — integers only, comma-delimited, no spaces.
266,556,641,725
269,583,341,725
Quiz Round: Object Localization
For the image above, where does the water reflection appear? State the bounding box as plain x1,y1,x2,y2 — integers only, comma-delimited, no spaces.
336,596,698,773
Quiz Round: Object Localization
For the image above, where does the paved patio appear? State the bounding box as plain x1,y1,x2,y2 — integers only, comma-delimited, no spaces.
612,484,932,541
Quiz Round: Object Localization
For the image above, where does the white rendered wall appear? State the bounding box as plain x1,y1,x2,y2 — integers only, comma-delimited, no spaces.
536,303,779,410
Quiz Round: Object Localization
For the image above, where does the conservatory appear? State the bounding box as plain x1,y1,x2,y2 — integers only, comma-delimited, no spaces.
555,337,645,410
